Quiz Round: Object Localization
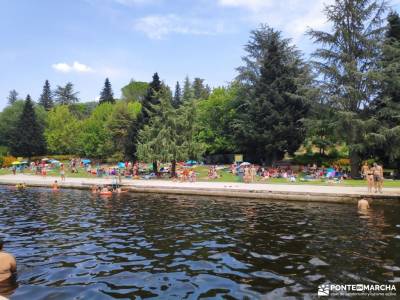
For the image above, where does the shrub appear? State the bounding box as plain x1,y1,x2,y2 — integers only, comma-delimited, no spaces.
2,156,17,167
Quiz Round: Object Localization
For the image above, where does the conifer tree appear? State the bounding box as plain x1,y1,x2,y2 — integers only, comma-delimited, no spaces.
172,81,182,108
137,86,204,177
10,95,46,157
7,90,18,105
141,72,162,123
182,76,193,102
233,25,312,164
192,78,210,99
99,78,115,104
38,80,54,111
308,0,387,177
373,10,400,176
54,82,79,105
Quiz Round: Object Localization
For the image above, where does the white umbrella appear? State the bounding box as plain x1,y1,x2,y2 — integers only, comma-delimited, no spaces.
240,162,251,167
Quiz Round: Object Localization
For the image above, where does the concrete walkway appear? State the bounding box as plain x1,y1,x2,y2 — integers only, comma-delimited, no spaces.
0,174,399,203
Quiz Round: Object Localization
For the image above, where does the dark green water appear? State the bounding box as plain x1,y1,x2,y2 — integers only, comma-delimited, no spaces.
0,187,399,299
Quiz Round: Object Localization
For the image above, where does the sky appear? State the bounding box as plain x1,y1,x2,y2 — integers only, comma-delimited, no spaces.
1,0,399,109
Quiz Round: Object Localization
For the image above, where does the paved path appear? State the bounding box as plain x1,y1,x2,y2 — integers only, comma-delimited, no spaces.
0,174,399,196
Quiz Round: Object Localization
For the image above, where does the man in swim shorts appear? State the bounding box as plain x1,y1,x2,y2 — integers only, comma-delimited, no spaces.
372,163,384,193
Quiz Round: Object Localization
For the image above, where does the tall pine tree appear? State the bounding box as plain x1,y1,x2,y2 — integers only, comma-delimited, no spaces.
373,10,400,176
126,73,162,162
172,81,182,108
7,90,18,105
308,0,387,177
182,76,193,102
141,72,162,124
233,25,312,164
99,78,115,104
10,95,46,157
38,80,54,111
192,78,210,99
54,82,79,105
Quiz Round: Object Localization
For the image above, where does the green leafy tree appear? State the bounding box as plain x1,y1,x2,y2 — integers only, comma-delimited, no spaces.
54,82,79,105
45,106,81,154
99,78,115,104
197,86,237,154
7,90,18,105
69,102,98,120
106,101,141,159
38,80,54,111
172,81,182,108
79,103,114,158
233,25,312,164
308,0,387,177
121,80,149,102
10,95,46,157
0,100,25,148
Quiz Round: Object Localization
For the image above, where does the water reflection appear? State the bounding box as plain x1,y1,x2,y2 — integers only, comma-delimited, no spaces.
0,187,399,299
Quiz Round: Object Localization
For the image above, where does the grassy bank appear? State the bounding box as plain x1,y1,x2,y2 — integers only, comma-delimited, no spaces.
2,165,400,188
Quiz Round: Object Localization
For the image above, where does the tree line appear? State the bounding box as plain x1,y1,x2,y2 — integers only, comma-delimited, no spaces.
1,0,400,178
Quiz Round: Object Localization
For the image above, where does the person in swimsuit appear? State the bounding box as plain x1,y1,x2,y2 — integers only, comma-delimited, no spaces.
362,163,374,193
372,163,384,193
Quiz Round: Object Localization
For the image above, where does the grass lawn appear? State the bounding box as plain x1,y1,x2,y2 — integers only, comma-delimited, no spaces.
1,164,400,188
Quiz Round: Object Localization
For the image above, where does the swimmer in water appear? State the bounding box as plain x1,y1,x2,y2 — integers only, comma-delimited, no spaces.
52,180,59,191
91,185,98,194
0,239,17,298
15,183,26,190
358,198,370,210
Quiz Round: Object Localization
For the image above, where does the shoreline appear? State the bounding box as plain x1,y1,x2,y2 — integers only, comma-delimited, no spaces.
0,174,399,204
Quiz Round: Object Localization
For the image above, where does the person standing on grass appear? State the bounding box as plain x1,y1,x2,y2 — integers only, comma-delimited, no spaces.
361,162,374,193
372,163,384,193
60,164,65,181
250,165,256,182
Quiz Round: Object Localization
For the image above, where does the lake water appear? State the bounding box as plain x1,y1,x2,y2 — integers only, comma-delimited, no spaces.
0,187,399,299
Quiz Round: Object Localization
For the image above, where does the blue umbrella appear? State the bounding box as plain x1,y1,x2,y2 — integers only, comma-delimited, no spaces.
118,162,125,168
82,159,91,164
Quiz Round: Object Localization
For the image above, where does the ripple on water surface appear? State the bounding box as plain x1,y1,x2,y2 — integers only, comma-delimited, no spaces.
0,187,399,299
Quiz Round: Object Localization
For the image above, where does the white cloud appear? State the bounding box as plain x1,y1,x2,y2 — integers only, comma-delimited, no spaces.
52,62,72,73
134,14,224,39
52,61,93,73
218,0,273,10
217,0,334,41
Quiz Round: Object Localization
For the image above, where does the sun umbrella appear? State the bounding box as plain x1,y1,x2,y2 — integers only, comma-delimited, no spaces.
118,162,125,168
240,162,251,167
82,159,91,164
11,161,21,165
